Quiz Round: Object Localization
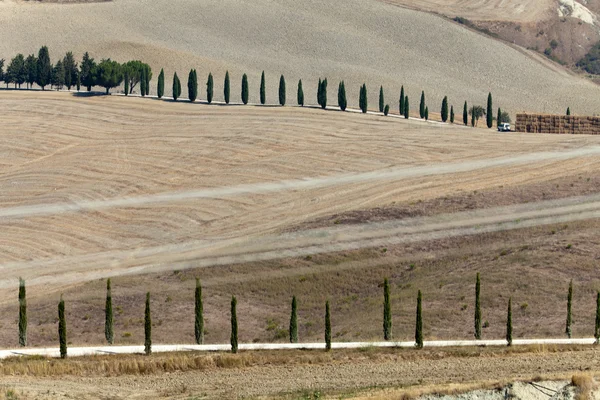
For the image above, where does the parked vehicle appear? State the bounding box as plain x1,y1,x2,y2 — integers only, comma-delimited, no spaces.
498,123,511,132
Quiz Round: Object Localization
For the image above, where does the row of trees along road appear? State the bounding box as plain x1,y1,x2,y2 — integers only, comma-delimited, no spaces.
10,274,600,358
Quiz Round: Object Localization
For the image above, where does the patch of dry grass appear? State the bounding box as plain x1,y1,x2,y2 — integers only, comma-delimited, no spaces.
572,373,596,400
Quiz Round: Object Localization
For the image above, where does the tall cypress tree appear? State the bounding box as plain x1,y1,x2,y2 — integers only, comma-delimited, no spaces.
486,93,493,128
383,278,392,341
144,292,152,355
317,78,322,107
450,105,455,123
419,91,425,119
18,278,27,347
172,72,180,101
230,295,238,353
415,290,423,349
76,71,81,92
279,75,286,106
157,69,164,99
325,300,331,351
36,46,52,90
289,296,298,343
379,86,384,113
206,73,214,104
474,273,482,340
463,101,468,125
144,65,151,96
566,280,573,338
338,81,347,111
497,107,502,128
359,84,368,113
195,278,204,345
399,86,405,115
241,74,249,105
80,52,96,92
441,96,449,122
105,279,113,345
319,79,328,109
124,70,129,96
404,96,409,119
260,71,266,105
188,69,197,102
224,71,230,104
506,297,512,346
58,295,67,359
297,79,304,106
595,291,600,344
567,107,571,116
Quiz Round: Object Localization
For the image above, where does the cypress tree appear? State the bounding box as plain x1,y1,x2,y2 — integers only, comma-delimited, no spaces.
241,74,249,105
425,106,429,121
297,79,304,106
566,280,573,338
486,92,493,128
506,297,512,346
279,75,286,106
359,84,368,113
58,295,67,359
595,291,600,344
317,78,322,107
383,278,392,340
206,73,214,104
289,296,298,343
325,300,331,351
144,292,151,355
105,279,114,345
399,86,405,115
404,96,409,119
224,71,230,104
379,86,384,113
450,105,455,123
441,96,449,122
319,79,328,109
230,295,238,353
188,69,197,102
157,69,164,99
463,101,468,125
18,278,27,347
338,81,347,111
497,107,502,127
36,46,52,90
471,110,476,127
80,52,96,92
415,290,423,349
195,278,204,345
124,70,129,96
145,65,151,96
567,107,571,116
384,104,390,116
419,91,425,119
172,72,180,101
76,72,81,92
474,273,482,340
260,71,266,105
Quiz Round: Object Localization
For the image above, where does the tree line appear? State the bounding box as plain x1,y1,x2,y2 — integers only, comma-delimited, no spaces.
12,274,600,358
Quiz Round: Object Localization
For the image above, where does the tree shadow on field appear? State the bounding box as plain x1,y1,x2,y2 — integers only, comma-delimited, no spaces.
71,91,109,97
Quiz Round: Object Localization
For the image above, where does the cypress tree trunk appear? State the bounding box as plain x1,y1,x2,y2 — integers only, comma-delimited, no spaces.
338,81,347,111
18,278,27,347
595,291,600,344
241,74,249,105
289,296,298,343
58,295,67,359
105,279,113,345
172,73,179,101
144,292,151,355
415,290,423,349
506,297,512,346
450,105,455,123
497,107,502,128
474,273,482,340
195,278,204,345
384,104,389,116
379,86,384,113
157,69,164,99
230,296,238,353
566,280,573,338
463,101,468,125
404,96,409,119
325,300,331,351
224,71,230,104
260,71,266,105
383,278,392,340
297,79,304,106
124,70,129,96
486,93,493,128
399,86,405,115
207,73,214,104
441,96,448,122
279,75,286,106
419,91,425,119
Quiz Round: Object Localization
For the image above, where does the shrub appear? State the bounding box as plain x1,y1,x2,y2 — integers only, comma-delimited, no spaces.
384,104,389,116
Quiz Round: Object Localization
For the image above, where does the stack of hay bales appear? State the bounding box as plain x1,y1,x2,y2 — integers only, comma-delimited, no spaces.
516,114,600,134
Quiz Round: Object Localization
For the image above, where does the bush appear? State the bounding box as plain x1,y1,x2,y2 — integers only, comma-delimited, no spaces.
577,41,600,74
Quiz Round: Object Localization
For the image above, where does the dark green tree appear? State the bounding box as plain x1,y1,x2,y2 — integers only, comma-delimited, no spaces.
195,278,204,345
325,300,331,351
595,291,600,344
105,279,113,345
140,68,146,96
144,65,151,96
25,54,37,89
7,54,26,88
230,295,238,353
123,61,150,95
63,52,78,91
566,280,573,338
567,107,571,116
172,72,181,101
486,93,493,128
415,290,423,349
188,69,198,102
338,81,347,111
359,84,368,113
441,96,449,122
0,59,4,86
506,297,512,346
157,69,165,99
319,79,328,109
18,278,27,347
384,104,390,116
470,105,485,126
80,52,96,92
260,71,266,105
241,73,249,105
425,106,429,121
419,91,425,119
497,107,502,128
379,86,384,113
383,278,392,340
144,292,152,355
279,75,286,106
52,60,65,90
58,295,67,359
463,101,468,125
206,73,214,104
36,46,52,90
404,96,409,119
224,71,230,104
450,105,455,123
317,78,322,106
76,71,80,91
124,69,130,96
297,79,304,106
96,59,123,94
474,273,482,340
289,296,298,343
399,86,405,115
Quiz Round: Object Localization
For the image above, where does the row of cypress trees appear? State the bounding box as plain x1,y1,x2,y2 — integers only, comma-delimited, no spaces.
14,274,600,358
